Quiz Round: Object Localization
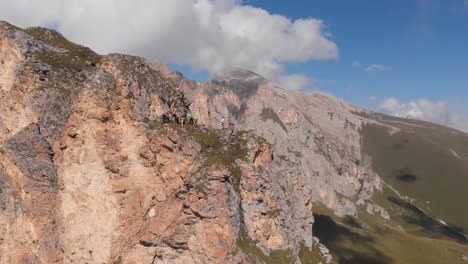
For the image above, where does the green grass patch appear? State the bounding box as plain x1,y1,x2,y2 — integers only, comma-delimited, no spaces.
298,244,324,264
148,120,166,132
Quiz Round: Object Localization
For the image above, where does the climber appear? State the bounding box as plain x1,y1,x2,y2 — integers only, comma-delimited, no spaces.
172,112,179,124
193,116,199,126
187,112,192,124
162,113,170,123
221,116,225,129
180,112,187,125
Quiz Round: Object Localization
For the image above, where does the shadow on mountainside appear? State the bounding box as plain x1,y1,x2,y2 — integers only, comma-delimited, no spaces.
387,196,468,244
395,169,419,183
313,214,393,264
212,70,264,101
212,71,264,121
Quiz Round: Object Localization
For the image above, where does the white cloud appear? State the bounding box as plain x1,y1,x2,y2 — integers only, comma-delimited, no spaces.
364,64,392,72
375,97,468,133
277,74,315,90
0,0,338,85
353,61,392,73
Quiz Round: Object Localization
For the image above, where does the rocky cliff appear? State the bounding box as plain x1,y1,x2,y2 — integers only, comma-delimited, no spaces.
1,21,467,264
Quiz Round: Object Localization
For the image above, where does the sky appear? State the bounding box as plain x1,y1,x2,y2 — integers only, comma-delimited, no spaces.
248,0,468,132
0,0,467,131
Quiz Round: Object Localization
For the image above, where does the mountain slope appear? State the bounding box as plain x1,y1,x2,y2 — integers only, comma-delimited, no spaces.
0,21,467,264
359,113,468,232
174,65,468,263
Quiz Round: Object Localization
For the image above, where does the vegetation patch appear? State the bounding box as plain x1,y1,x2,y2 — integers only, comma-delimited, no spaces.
148,120,166,132
236,228,293,264
24,27,101,72
298,244,324,264
266,208,281,219
159,124,255,193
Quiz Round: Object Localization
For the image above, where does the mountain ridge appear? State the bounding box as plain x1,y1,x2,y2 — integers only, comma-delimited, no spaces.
1,21,467,264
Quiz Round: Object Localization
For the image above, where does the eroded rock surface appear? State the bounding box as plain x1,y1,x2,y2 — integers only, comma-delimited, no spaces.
0,21,395,264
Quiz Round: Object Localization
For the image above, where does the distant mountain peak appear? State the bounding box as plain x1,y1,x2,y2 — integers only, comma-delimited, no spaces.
212,68,264,81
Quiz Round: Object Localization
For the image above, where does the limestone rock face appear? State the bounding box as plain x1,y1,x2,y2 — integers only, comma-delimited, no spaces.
0,21,390,264
179,71,383,218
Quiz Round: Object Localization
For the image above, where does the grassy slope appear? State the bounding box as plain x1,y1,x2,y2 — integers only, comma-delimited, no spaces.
311,114,468,264
313,185,468,264
360,117,468,232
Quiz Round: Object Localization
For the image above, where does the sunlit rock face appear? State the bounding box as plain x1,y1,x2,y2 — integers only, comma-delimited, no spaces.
1,21,467,264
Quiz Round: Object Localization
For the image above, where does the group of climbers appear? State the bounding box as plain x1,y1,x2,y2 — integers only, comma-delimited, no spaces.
162,109,230,130
162,110,199,126
181,112,199,125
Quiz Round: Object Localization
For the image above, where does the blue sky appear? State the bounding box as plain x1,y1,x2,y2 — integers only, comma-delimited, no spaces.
172,0,468,111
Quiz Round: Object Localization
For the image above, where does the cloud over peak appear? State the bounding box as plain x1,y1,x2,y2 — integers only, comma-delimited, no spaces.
0,0,338,90
374,97,468,133
277,74,317,90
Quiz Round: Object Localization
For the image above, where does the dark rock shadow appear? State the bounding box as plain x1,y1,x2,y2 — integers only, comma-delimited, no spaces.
227,102,247,121
313,214,392,264
387,196,468,244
